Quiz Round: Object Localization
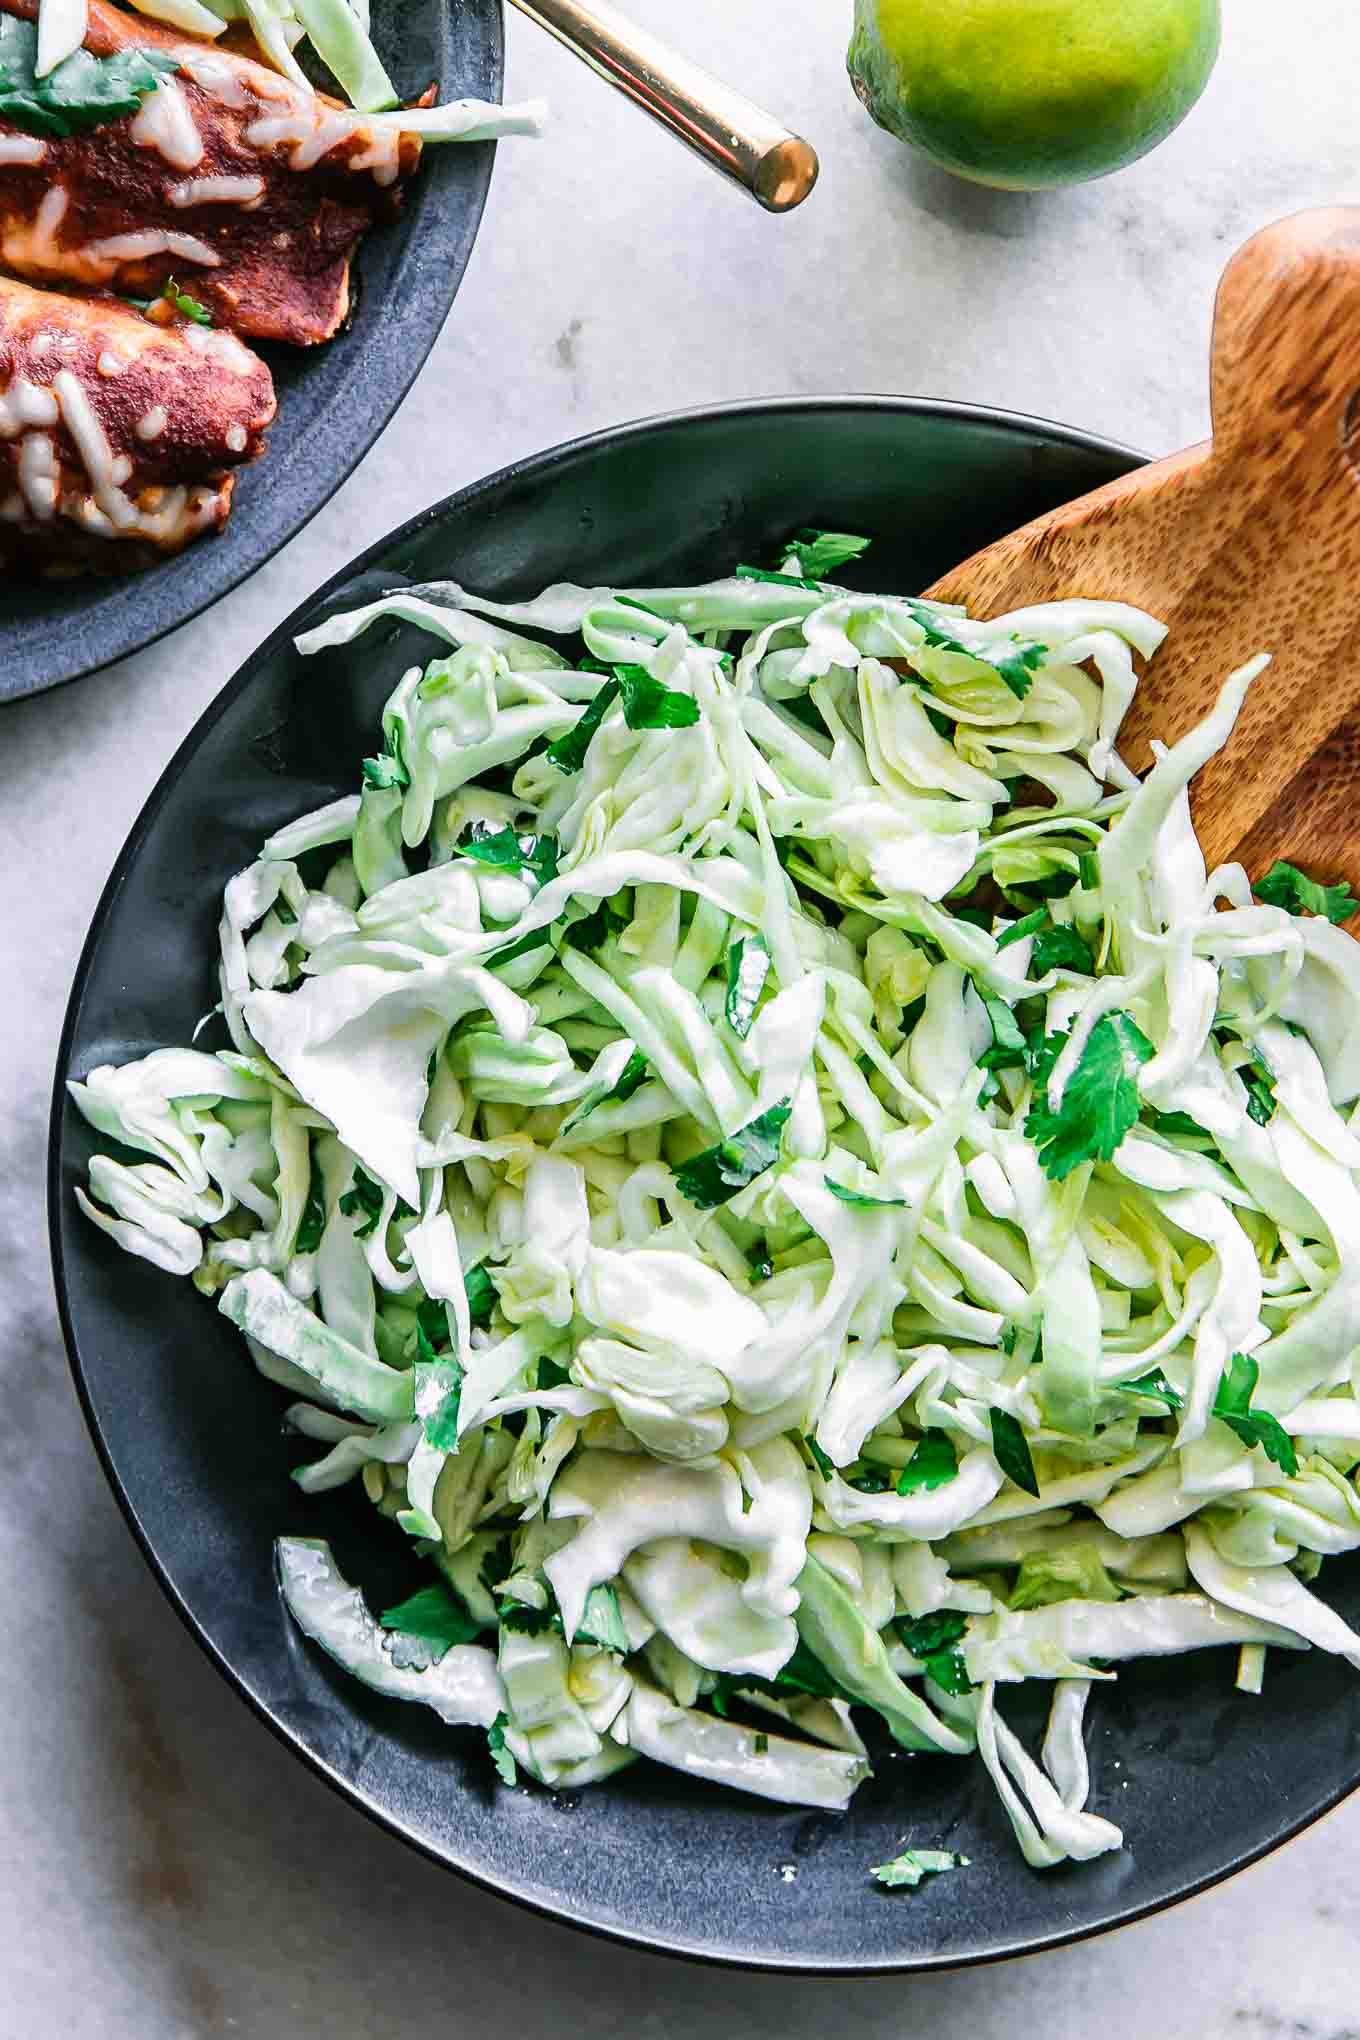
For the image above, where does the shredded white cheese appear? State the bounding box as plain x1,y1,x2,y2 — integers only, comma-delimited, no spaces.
129,77,205,171
167,174,266,209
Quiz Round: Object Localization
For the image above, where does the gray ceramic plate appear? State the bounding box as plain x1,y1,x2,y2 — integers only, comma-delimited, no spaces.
50,397,1360,1970
2,0,501,704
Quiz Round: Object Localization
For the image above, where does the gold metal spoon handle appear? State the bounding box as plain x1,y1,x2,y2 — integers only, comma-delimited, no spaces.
509,0,819,212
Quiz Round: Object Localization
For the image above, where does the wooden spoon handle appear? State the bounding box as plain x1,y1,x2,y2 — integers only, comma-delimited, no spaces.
927,208,1360,877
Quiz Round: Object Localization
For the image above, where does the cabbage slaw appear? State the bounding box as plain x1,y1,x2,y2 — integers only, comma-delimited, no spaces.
71,529,1360,1875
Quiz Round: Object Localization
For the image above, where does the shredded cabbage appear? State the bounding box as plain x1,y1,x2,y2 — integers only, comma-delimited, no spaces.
72,533,1360,1878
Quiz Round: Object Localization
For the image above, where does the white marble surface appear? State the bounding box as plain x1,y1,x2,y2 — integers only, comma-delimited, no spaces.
6,2,1360,2032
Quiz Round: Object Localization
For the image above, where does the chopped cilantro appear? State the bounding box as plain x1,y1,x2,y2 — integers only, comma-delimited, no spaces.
753,1731,769,1754
745,1238,774,1284
1242,1048,1277,1127
412,1356,464,1451
294,1156,326,1255
567,896,630,951
803,1433,836,1479
735,562,826,592
614,663,701,731
338,1164,396,1239
673,1100,791,1209
779,528,870,580
561,1046,650,1134
1117,1354,1297,1476
160,276,212,326
870,1849,968,1889
460,825,559,887
380,1582,484,1660
1255,860,1357,925
994,908,1049,951
896,1428,959,1495
1213,1351,1298,1475
894,1609,973,1693
1024,1012,1155,1180
546,678,619,773
1031,923,1095,975
725,933,771,1038
990,1407,1040,1498
0,18,178,137
487,1712,518,1786
464,1263,497,1330
1144,1107,1211,1140
824,1177,907,1208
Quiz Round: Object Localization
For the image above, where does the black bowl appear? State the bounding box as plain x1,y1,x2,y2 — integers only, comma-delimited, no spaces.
49,396,1360,1971
2,0,501,703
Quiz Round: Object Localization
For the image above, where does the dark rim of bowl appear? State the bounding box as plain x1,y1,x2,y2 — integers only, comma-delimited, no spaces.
51,393,1357,1974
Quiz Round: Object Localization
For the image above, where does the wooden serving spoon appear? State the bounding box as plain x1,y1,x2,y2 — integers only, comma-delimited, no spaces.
924,207,1360,885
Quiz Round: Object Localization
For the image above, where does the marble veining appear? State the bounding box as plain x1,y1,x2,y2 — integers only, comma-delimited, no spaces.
4,0,1360,2031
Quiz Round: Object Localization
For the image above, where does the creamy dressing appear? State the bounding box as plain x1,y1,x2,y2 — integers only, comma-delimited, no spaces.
0,379,59,438
135,405,168,442
129,78,205,171
0,136,46,166
96,351,127,378
167,174,265,209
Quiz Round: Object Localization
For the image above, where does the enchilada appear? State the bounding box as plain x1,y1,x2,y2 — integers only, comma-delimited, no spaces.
0,269,274,567
0,0,424,345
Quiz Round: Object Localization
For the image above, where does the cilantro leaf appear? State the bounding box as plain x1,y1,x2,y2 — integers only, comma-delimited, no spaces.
894,1610,974,1689
567,896,630,951
709,1640,854,1717
0,18,178,137
546,678,619,773
575,1582,629,1654
1144,1108,1211,1140
338,1164,395,1239
745,1237,774,1283
412,1356,464,1451
380,1582,485,1660
725,933,771,1038
846,1466,891,1493
498,1597,559,1635
990,1407,1040,1498
780,528,871,580
416,1296,450,1351
994,908,1049,951
487,1712,518,1786
460,825,559,887
464,1263,497,1329
803,1433,835,1479
1031,923,1095,975
895,1428,959,1495
870,1849,968,1890
294,1157,326,1255
560,1046,649,1134
1255,860,1357,925
673,1100,791,1209
1241,1047,1277,1127
1116,1368,1183,1412
361,753,405,790
614,664,701,731
824,1177,906,1208
1117,1353,1298,1475
160,276,211,326
735,562,826,591
989,640,1045,700
1214,1351,1298,1476
895,1610,967,1657
1023,1011,1155,1180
